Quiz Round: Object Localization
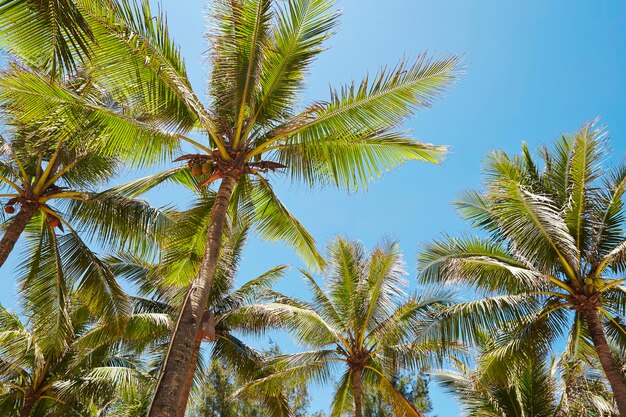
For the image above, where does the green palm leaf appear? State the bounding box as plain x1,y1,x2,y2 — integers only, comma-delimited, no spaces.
0,0,95,76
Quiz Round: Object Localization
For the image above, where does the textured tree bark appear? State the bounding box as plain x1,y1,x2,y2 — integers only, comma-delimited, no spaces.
174,326,204,417
352,368,364,417
148,174,237,417
0,203,37,268
20,394,37,417
584,308,626,416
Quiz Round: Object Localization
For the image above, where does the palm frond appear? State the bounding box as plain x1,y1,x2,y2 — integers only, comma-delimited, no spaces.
208,0,272,132
0,0,95,76
64,192,171,256
77,0,208,133
418,234,548,293
18,219,72,356
488,180,580,278
59,229,130,328
563,122,606,253
275,126,447,191
329,369,352,417
250,0,340,126
237,175,325,269
0,65,180,167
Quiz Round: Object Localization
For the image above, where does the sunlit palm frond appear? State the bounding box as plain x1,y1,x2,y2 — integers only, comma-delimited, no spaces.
563,122,606,252
276,127,447,191
418,234,548,293
77,0,207,134
236,175,324,269
208,0,272,134
251,0,340,126
0,65,180,167
0,0,95,76
64,192,172,256
18,218,72,357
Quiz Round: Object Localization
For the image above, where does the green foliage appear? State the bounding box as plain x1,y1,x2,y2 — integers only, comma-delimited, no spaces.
232,238,459,417
0,295,157,416
435,346,618,417
188,343,322,417
417,121,626,372
0,0,95,76
363,372,432,417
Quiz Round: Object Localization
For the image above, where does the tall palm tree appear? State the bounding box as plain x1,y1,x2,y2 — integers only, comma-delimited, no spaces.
230,238,458,417
435,333,618,417
418,121,626,414
108,217,297,417
0,2,461,414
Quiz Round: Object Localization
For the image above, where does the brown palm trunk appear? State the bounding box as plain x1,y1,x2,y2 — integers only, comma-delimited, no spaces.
352,368,364,417
584,308,626,416
174,327,204,417
20,393,37,417
148,174,238,417
0,203,37,268
175,311,217,416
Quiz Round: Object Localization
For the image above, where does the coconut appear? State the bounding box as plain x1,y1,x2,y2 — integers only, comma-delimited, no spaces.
202,163,213,175
584,278,593,285
4,205,15,214
47,216,60,229
191,164,203,177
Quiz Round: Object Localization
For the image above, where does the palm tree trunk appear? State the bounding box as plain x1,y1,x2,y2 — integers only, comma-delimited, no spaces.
20,394,37,417
352,368,364,417
0,203,36,268
148,174,238,417
174,327,204,417
584,308,626,416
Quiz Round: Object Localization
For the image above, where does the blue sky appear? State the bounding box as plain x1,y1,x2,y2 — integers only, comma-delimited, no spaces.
3,0,626,416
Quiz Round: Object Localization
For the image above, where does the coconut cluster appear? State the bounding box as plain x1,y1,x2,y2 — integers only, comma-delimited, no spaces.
4,199,62,230
188,158,215,178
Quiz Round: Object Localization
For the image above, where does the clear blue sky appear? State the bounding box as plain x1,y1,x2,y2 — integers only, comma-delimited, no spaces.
3,1,626,416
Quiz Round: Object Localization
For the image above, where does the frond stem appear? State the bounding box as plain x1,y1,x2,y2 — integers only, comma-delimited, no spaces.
0,175,23,193
33,145,62,195
177,135,212,154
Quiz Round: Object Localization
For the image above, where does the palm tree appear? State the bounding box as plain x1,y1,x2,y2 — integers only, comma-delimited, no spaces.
109,217,299,417
0,71,169,271
230,237,458,417
0,2,460,413
418,121,626,414
435,333,618,417
0,276,168,416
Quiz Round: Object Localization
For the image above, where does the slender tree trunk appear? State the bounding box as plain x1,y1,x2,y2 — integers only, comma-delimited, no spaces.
176,310,217,416
148,174,238,417
20,394,37,417
0,203,36,268
174,326,204,417
351,368,364,417
584,308,626,416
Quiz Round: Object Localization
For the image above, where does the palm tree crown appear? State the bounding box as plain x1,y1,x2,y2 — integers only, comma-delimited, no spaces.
233,238,457,417
418,121,626,414
435,332,618,417
0,288,161,417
